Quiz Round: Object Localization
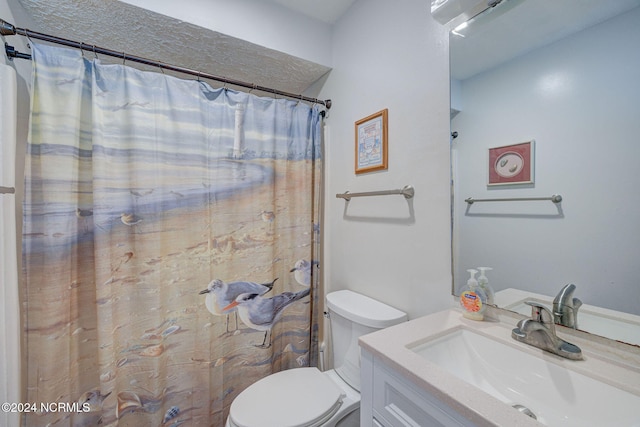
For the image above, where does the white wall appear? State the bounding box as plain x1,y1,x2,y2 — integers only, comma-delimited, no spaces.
118,0,334,68
0,0,37,420
452,7,640,314
319,0,453,320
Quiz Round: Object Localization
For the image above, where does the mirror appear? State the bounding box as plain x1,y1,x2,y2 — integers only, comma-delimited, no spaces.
450,0,640,345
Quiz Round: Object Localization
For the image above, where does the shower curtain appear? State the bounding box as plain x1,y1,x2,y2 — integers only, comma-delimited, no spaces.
22,42,322,426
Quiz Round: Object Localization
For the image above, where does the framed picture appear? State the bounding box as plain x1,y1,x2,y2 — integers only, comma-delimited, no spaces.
488,140,534,186
355,109,388,174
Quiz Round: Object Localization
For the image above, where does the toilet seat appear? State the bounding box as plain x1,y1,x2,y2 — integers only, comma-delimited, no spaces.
228,367,345,427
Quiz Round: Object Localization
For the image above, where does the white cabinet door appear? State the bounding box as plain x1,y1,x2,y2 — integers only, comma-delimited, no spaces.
361,349,478,427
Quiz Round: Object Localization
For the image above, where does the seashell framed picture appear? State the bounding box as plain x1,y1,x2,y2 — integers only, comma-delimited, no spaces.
488,140,535,186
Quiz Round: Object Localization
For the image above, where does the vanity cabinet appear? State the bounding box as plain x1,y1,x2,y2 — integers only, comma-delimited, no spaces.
360,349,477,427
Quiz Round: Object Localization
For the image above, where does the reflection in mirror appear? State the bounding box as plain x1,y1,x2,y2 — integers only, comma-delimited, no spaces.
449,0,640,345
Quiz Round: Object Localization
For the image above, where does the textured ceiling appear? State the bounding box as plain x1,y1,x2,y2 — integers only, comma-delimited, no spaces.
15,0,332,97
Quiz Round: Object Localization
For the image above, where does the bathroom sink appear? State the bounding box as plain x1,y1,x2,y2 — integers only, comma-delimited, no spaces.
408,327,640,426
505,297,640,345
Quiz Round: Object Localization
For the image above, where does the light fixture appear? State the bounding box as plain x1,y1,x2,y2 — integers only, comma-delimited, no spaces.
451,21,468,37
430,0,497,27
438,0,525,38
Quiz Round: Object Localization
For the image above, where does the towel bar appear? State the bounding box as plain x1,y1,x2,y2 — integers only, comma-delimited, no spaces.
465,194,562,204
336,185,414,201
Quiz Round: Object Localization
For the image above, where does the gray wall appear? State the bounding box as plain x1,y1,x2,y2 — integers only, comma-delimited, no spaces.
452,7,640,314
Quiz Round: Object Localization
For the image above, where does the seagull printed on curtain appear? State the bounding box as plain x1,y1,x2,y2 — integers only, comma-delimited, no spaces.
222,288,310,348
199,278,277,332
289,259,319,287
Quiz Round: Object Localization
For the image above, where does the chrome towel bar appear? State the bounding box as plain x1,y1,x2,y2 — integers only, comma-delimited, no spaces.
465,194,562,204
336,185,414,201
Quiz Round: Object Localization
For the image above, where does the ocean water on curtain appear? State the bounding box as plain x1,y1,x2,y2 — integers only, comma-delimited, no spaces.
22,42,322,426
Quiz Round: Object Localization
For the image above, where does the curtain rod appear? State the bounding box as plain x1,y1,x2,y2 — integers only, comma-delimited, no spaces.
0,19,332,109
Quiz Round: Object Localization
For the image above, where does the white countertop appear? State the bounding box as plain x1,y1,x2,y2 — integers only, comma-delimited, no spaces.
359,307,640,427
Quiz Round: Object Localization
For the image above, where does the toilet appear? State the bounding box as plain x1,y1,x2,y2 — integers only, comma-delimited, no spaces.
225,289,407,427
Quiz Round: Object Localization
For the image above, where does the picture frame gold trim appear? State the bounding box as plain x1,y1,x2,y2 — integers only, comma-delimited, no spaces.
355,109,388,174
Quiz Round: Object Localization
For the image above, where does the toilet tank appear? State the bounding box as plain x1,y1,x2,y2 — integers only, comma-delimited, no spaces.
326,290,407,391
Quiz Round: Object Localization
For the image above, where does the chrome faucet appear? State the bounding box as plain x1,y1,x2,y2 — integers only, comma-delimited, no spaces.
553,284,582,328
512,301,582,360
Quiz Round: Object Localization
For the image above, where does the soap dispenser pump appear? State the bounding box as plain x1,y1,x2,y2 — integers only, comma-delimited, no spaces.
460,269,487,321
477,267,495,306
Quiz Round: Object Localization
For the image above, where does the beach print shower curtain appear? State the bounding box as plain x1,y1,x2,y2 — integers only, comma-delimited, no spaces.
22,42,322,426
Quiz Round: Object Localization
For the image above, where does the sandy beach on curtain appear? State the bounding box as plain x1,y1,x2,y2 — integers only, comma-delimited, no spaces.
24,158,316,426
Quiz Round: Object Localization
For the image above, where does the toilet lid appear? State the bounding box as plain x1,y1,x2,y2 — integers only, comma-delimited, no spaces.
229,367,345,427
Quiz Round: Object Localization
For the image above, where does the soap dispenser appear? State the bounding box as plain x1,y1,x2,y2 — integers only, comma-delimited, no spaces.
460,269,487,321
477,267,495,306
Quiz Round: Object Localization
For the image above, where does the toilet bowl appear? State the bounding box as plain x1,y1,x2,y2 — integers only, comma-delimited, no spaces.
224,367,360,427
225,290,407,427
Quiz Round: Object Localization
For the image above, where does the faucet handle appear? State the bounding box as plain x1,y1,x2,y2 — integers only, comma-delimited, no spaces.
524,301,556,332
572,298,583,311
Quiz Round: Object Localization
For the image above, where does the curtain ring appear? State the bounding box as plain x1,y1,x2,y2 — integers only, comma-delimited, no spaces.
92,45,98,59
24,28,32,49
79,42,87,59
122,52,126,65
196,71,201,82
158,61,165,74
